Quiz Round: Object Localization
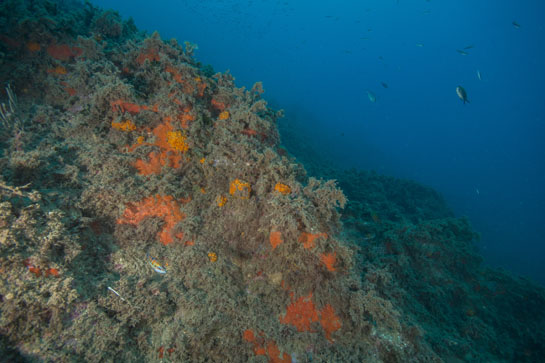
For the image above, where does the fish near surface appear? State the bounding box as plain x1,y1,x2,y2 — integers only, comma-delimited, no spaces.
456,86,470,104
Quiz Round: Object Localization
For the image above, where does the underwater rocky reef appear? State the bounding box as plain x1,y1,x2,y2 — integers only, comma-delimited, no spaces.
0,1,544,362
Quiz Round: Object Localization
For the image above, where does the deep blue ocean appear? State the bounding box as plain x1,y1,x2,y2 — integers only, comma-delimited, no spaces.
92,0,545,286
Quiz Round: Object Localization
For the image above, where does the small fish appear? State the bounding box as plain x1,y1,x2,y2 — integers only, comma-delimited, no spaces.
475,187,480,195
456,49,469,56
367,90,376,103
456,86,470,104
381,82,389,88
108,286,126,301
147,254,167,274
512,21,520,29
463,44,474,50
363,233,376,241
476,70,482,81
415,43,424,47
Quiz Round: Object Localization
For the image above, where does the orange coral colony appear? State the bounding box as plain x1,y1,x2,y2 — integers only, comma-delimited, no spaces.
117,195,185,245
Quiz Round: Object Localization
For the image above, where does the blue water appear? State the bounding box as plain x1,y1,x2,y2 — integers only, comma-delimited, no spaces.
92,0,545,285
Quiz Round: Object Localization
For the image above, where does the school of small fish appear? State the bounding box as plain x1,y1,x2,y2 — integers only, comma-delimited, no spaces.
351,8,522,105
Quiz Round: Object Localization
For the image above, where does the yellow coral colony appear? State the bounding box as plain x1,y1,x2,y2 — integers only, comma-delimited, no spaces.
208,252,218,262
229,179,251,199
274,182,291,195
218,111,229,120
112,119,137,132
167,131,189,152
217,195,227,207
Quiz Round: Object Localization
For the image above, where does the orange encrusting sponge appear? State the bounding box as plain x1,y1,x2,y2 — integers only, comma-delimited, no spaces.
243,330,291,363
279,292,319,332
279,292,342,342
319,304,342,341
117,195,185,245
269,231,283,249
320,252,337,272
297,232,327,249
136,47,160,65
131,119,189,175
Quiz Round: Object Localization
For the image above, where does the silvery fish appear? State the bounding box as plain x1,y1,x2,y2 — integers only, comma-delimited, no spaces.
367,90,376,103
456,86,470,104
